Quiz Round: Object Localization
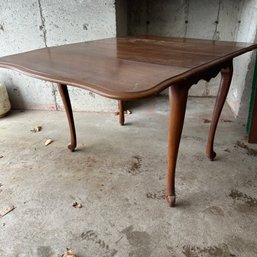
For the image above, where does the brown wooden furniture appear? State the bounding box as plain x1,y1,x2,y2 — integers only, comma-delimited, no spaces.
0,36,257,207
249,93,257,143
248,68,257,143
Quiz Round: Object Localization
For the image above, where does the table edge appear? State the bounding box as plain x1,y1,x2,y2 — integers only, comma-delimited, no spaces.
0,44,256,100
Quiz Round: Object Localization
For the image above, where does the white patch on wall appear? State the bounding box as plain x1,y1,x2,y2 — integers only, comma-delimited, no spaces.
0,70,56,110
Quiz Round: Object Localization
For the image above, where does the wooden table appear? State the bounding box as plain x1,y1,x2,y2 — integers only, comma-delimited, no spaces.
0,36,257,207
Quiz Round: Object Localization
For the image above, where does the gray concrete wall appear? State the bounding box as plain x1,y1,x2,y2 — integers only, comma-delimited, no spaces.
228,0,257,117
0,0,117,112
124,0,257,118
116,0,128,36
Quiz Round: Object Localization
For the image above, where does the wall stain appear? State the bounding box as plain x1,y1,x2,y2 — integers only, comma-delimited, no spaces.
127,155,142,175
146,190,165,200
81,230,117,257
37,0,47,47
0,24,4,31
182,244,236,257
83,23,89,30
184,0,189,38
37,0,58,110
212,0,222,41
89,91,95,98
13,88,20,97
235,141,257,156
229,189,257,207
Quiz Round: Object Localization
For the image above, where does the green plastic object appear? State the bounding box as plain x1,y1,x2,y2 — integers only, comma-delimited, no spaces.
247,52,257,135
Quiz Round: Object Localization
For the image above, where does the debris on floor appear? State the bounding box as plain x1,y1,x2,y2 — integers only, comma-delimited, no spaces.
0,155,3,159
30,126,42,133
221,118,232,123
0,206,15,218
61,248,76,257
114,110,132,115
235,141,257,156
229,189,257,207
72,202,82,208
203,118,211,123
44,138,54,146
203,118,233,124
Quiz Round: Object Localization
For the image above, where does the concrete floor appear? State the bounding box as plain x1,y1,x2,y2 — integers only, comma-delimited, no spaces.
0,96,257,257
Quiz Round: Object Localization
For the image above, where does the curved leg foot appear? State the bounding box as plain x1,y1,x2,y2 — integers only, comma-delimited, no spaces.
206,150,216,161
118,100,125,126
206,63,233,161
57,83,77,152
166,84,189,207
68,143,76,152
166,195,176,207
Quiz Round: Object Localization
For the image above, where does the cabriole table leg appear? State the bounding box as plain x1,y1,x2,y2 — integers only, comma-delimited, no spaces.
57,83,77,152
118,100,125,126
166,84,189,207
206,63,233,161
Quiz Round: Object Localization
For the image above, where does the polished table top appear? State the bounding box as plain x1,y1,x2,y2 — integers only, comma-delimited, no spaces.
0,36,256,100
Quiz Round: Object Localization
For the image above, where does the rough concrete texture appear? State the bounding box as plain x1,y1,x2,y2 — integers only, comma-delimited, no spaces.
1,97,257,256
228,0,257,117
116,0,128,37
0,0,117,112
123,0,257,117
0,0,55,110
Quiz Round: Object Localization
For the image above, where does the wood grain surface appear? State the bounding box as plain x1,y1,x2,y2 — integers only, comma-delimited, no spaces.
0,36,256,100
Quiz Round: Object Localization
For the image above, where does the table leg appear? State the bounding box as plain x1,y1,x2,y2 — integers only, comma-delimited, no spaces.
57,83,77,152
206,63,233,161
166,84,189,207
118,100,125,126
